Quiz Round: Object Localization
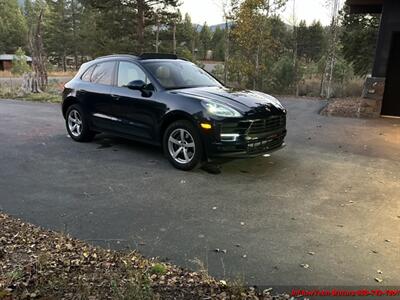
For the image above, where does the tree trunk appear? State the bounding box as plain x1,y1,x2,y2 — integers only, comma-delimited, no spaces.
155,14,160,53
137,0,145,53
321,0,339,99
28,9,47,92
71,0,79,70
172,23,176,54
224,17,229,85
254,46,259,90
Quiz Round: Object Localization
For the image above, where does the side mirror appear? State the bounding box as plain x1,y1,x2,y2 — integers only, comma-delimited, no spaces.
126,80,146,91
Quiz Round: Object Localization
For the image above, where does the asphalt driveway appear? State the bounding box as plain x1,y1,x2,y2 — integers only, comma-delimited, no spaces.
0,98,399,288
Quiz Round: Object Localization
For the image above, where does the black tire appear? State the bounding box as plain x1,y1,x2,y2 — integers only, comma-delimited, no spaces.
65,104,96,142
163,120,203,171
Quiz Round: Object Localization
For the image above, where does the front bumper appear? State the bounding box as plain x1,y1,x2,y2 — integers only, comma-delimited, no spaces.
201,114,287,158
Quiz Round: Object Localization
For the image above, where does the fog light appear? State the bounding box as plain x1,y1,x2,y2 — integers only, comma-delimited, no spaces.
200,123,212,129
263,154,271,157
221,133,239,142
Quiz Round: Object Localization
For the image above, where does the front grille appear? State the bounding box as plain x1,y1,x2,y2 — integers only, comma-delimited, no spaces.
247,134,285,154
220,121,250,135
248,115,286,136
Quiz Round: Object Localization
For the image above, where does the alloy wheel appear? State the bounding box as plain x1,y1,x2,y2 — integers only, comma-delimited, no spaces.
67,109,83,137
168,128,196,164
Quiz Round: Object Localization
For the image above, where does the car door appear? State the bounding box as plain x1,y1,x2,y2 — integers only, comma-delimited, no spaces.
110,61,167,140
84,61,118,131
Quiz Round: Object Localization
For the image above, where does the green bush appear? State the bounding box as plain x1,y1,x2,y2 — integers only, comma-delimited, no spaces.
11,48,31,76
268,55,296,94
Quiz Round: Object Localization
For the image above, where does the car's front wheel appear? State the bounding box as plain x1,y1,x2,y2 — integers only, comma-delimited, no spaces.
65,104,96,142
163,120,203,171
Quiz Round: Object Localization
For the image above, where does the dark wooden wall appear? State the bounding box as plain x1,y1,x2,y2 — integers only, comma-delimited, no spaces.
373,0,400,77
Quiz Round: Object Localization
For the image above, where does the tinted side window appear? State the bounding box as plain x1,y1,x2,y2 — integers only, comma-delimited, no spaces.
81,65,95,82
117,61,149,87
91,61,115,85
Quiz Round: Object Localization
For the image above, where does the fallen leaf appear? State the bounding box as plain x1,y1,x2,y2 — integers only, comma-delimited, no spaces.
300,263,310,269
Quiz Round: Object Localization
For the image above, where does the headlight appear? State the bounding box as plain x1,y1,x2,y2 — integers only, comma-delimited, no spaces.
202,101,242,118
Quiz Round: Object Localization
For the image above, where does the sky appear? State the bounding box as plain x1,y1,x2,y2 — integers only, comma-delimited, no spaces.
180,0,344,26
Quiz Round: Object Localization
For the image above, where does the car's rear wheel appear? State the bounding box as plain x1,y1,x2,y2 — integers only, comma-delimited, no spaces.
163,120,203,171
66,104,95,142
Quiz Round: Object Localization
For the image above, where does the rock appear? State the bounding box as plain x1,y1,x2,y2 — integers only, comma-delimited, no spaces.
375,278,383,283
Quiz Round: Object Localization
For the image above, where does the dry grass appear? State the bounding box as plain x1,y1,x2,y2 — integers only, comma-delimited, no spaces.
0,71,15,78
48,70,76,77
297,77,364,98
0,70,75,78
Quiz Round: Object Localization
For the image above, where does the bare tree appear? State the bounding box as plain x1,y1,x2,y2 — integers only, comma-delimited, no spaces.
154,11,161,53
172,22,177,54
213,0,231,85
320,0,341,99
25,9,48,93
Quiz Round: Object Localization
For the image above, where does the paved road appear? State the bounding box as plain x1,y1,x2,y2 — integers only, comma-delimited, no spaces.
1,98,399,289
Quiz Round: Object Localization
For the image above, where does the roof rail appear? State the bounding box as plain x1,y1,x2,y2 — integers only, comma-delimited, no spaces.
95,54,139,60
139,53,178,60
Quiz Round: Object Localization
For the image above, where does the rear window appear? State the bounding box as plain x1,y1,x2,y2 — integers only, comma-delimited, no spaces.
81,65,95,82
91,62,115,85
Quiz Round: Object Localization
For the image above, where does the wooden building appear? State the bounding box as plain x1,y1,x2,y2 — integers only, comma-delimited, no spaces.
0,54,32,71
348,0,400,117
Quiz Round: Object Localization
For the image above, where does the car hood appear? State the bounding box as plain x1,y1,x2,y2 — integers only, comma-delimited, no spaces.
170,86,285,116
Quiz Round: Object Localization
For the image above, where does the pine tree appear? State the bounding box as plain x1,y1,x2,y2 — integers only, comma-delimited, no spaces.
340,4,380,76
0,0,28,54
11,47,31,75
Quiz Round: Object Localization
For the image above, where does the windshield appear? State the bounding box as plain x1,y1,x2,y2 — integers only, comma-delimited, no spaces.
142,60,222,90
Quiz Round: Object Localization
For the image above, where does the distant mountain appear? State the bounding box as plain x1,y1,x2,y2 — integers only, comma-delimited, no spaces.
194,22,233,32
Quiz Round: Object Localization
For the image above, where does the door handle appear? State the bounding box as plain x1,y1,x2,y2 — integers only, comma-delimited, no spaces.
111,94,120,100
